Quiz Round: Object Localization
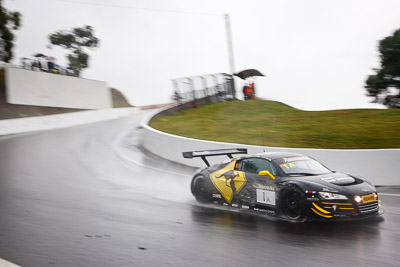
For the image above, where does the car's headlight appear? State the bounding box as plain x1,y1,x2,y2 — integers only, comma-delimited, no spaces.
318,192,348,200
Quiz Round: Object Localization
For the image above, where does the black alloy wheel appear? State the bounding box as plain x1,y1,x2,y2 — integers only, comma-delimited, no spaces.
281,187,307,221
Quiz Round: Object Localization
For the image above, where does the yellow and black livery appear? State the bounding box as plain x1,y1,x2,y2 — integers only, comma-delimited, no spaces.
184,149,383,222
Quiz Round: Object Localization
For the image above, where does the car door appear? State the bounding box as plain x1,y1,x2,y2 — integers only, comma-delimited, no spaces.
236,157,278,207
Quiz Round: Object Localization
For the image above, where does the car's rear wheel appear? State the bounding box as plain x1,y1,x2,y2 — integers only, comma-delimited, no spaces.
281,187,307,222
192,175,213,203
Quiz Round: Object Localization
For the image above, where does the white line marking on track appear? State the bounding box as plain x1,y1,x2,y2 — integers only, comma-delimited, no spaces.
379,193,400,197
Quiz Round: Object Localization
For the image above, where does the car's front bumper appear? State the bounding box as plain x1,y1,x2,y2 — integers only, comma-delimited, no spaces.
306,198,383,221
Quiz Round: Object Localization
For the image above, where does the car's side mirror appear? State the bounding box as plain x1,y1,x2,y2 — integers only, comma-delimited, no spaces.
259,170,275,180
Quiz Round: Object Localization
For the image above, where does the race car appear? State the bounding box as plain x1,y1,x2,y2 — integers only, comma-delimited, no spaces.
183,148,383,221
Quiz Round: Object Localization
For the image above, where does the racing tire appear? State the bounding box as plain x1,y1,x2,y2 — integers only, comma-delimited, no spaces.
281,186,307,222
192,175,213,203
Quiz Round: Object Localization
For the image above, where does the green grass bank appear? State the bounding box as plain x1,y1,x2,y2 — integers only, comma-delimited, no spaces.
149,100,400,149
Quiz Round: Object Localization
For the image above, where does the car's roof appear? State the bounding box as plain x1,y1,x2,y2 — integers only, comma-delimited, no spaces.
243,151,307,160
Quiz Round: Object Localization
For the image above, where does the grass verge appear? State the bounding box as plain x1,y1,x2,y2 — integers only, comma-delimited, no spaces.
149,100,400,149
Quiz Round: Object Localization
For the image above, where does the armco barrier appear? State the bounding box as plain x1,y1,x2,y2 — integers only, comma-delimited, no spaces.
141,109,400,186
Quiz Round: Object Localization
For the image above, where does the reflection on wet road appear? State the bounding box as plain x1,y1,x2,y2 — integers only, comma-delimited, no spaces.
0,110,399,266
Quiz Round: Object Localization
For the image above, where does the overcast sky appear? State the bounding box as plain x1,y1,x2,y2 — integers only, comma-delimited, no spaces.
4,0,400,110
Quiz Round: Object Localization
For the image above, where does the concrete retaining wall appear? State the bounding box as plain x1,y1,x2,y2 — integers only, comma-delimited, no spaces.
141,110,400,186
5,67,112,109
0,258,20,267
0,107,139,136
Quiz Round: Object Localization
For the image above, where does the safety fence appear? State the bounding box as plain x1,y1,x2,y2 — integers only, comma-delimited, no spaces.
165,73,235,116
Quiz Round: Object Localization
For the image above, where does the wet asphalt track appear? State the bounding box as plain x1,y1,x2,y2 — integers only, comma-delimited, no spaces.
0,110,400,267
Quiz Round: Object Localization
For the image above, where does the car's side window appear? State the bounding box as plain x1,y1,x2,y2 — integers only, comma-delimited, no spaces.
238,158,277,175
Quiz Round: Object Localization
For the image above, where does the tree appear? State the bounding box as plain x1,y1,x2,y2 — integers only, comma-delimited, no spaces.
0,0,21,62
49,25,99,77
365,28,400,108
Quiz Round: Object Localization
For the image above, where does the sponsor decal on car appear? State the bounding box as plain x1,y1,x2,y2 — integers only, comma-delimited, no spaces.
321,177,354,183
254,208,275,215
361,188,372,192
322,187,339,193
362,193,376,203
209,160,247,203
283,156,309,163
256,185,275,191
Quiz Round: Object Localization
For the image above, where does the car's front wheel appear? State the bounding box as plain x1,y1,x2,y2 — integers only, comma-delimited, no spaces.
191,175,213,203
281,186,307,222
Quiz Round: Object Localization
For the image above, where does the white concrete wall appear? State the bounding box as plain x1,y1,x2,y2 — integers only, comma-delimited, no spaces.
0,258,20,267
0,108,139,136
5,67,112,109
141,110,400,186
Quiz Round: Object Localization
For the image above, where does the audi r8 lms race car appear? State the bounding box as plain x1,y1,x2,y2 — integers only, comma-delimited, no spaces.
183,149,383,221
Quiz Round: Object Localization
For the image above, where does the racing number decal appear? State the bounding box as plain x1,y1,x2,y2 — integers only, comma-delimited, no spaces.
209,160,247,203
280,163,297,169
256,189,276,206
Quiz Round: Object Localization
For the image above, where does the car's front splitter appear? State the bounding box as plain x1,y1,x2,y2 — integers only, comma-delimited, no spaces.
306,200,383,221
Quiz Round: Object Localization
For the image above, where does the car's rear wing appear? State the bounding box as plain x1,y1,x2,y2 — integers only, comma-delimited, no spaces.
182,148,248,167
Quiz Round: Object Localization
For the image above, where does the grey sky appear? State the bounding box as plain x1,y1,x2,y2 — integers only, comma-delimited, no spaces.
5,0,400,110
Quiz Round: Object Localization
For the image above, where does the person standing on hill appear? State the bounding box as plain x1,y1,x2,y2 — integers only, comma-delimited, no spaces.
249,82,256,99
243,82,255,100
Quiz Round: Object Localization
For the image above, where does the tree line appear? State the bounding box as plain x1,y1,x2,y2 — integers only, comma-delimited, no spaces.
365,29,400,108
0,0,98,77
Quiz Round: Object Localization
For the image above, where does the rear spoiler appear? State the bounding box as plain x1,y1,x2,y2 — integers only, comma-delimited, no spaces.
182,148,247,167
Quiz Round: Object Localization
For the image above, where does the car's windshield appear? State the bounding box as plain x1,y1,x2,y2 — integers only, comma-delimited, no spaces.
273,156,331,176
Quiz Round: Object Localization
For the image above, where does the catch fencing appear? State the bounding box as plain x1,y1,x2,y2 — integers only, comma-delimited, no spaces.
163,73,235,116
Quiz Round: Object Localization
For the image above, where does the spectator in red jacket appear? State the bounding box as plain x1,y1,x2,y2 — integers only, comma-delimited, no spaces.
243,82,255,100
